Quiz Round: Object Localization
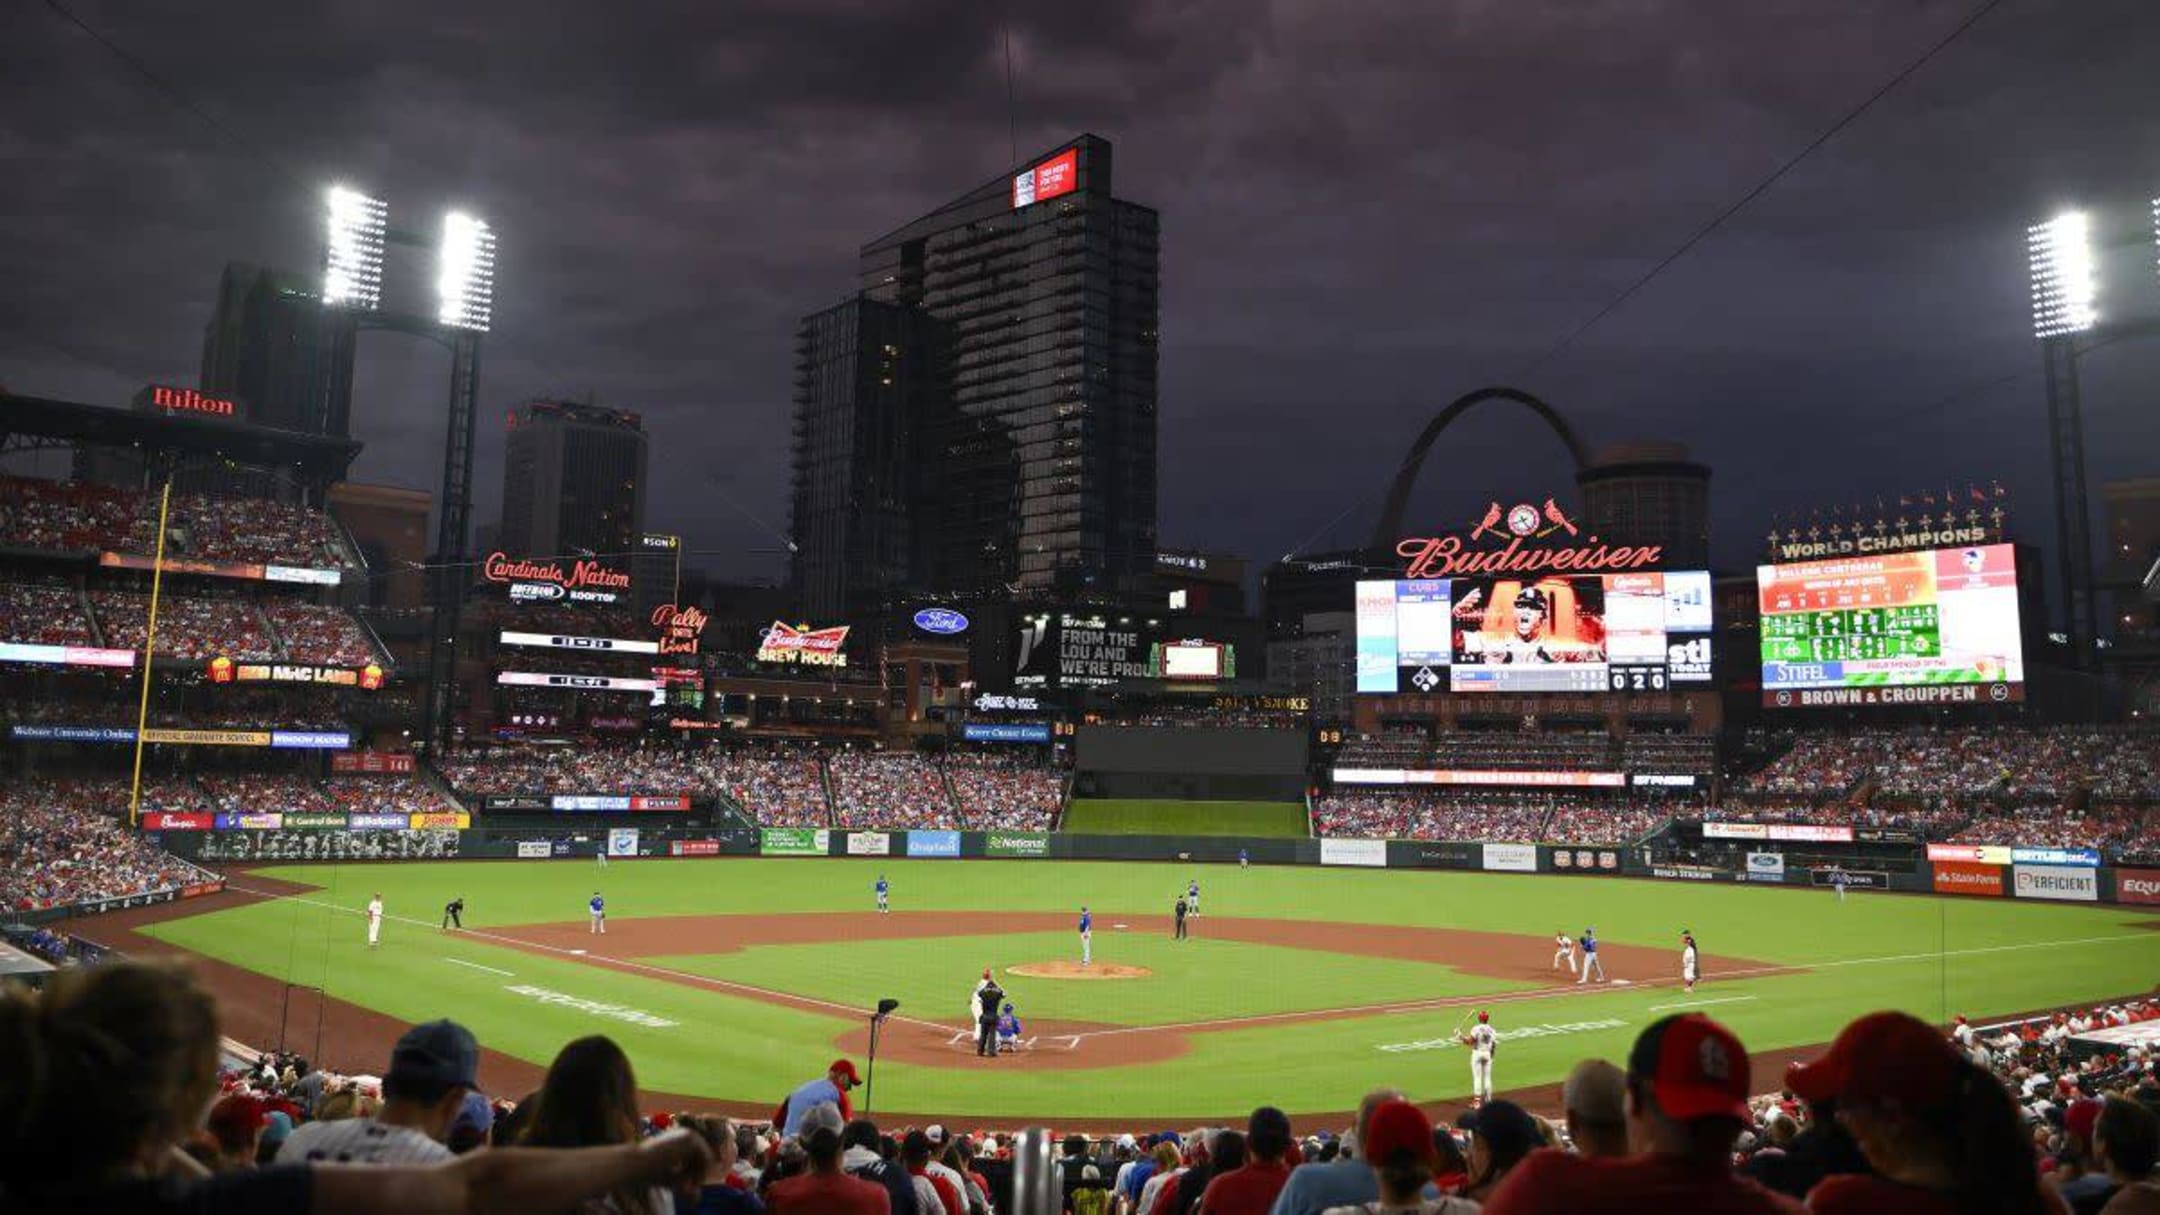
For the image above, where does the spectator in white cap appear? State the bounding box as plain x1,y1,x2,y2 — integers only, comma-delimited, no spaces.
923,1125,970,1212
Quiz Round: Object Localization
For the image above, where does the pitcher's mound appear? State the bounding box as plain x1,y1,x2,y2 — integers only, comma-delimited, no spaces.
1009,961,1152,980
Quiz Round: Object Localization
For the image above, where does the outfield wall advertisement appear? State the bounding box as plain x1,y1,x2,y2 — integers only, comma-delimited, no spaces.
1933,860,2004,897
1482,843,1538,872
986,832,1050,858
845,831,892,857
907,830,962,858
761,828,829,856
2014,863,2098,902
1320,838,1387,867
2116,870,2160,905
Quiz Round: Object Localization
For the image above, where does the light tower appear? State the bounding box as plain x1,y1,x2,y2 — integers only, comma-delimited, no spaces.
318,188,496,750
2027,211,2100,670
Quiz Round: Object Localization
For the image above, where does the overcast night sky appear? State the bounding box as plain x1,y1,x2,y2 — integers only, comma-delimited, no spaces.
4,0,2159,608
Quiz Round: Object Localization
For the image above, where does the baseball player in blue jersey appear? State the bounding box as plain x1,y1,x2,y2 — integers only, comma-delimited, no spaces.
1576,927,1604,983
1078,905,1092,966
1187,879,1200,916
875,874,890,914
589,891,606,935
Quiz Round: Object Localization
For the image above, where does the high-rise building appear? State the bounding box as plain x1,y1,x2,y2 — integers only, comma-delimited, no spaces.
789,297,933,620
1575,441,1713,570
200,262,346,435
793,134,1158,608
498,401,648,561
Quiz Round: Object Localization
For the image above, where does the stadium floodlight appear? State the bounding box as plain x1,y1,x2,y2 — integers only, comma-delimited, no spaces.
322,186,387,310
437,211,497,332
2027,210,2098,339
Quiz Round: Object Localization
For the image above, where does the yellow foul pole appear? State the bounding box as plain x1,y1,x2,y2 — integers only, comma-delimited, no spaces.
128,479,174,828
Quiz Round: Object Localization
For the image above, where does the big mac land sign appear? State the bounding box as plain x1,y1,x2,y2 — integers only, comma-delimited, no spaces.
1396,498,1664,579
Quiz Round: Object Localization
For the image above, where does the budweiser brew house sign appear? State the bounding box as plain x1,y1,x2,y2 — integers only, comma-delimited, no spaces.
483,551,632,604
1396,498,1663,579
757,621,850,667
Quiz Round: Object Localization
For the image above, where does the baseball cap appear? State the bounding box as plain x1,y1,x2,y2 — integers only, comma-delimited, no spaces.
1360,1100,1436,1165
208,1093,268,1138
2065,1099,2103,1145
1456,1100,1540,1157
388,1019,480,1090
1627,1014,1751,1123
451,1091,495,1139
260,1110,294,1149
1116,1133,1138,1150
927,1123,947,1143
800,1102,845,1138
830,1058,861,1085
1787,1011,1963,1109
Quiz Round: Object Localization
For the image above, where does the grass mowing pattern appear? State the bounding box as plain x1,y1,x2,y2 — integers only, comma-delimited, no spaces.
1062,799,1309,836
136,857,2160,1120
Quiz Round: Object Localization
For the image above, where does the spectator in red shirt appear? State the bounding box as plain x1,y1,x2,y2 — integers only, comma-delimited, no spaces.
1482,1014,1807,1215
1788,1011,2065,1215
905,1129,964,1215
767,1102,889,1215
1202,1107,1295,1215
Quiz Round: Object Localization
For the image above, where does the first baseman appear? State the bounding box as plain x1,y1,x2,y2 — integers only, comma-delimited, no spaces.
1078,905,1092,966
1461,1011,1497,1106
1553,930,1577,975
1576,927,1605,983
365,893,384,948
589,891,606,935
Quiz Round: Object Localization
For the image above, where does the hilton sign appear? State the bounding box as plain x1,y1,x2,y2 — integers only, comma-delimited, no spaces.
140,384,242,421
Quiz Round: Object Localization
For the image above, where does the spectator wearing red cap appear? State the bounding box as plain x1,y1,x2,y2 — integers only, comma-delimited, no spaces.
1203,1108,1297,1215
1791,1011,2063,1215
2058,1099,2110,1210
206,1094,269,1172
1483,1015,1807,1214
773,1059,860,1138
1319,1099,1477,1215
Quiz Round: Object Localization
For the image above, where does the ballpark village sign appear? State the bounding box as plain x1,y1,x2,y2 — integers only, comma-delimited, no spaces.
1396,498,1663,579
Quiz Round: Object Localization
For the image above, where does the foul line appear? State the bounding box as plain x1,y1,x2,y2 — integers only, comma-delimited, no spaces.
1648,995,1758,1013
1073,932,2140,1042
444,957,514,977
227,883,962,1035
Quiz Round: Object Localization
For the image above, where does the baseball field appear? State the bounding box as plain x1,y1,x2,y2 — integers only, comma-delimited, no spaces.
76,857,2160,1126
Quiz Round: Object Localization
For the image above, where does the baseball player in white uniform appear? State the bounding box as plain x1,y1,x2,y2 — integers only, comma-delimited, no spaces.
365,893,384,948
1553,930,1577,975
1681,931,1699,993
1461,1011,1497,1106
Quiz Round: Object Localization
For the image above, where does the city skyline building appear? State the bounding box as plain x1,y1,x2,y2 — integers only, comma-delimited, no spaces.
497,399,648,563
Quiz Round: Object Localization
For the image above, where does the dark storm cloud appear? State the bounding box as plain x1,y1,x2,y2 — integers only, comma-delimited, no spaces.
4,0,2158,594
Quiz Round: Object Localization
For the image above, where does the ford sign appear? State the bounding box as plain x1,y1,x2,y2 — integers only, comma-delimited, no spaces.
913,608,970,635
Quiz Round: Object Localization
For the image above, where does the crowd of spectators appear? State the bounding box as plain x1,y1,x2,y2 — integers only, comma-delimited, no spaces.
1742,727,2160,803
17,954,2158,1215
434,746,721,799
0,475,358,569
706,745,833,827
264,602,382,666
0,578,98,645
0,782,212,911
829,750,961,829
945,752,1065,831
1313,790,1679,845
90,590,276,660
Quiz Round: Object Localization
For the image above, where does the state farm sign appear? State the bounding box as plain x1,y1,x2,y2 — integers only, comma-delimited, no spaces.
1931,860,2003,897
2116,869,2160,906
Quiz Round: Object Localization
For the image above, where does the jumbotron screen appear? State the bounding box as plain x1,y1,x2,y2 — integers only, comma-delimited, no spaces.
1356,571,1712,694
1757,543,2024,706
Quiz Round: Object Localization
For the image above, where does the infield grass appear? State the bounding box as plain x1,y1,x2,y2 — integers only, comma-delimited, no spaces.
131,857,2160,1121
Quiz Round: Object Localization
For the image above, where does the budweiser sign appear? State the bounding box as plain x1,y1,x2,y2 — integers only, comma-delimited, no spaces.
651,604,708,656
483,552,631,599
1397,498,1662,579
756,621,849,667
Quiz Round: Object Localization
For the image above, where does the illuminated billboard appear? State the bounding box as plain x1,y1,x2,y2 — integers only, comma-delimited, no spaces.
1011,148,1078,209
482,551,631,604
499,630,659,654
1759,543,2025,707
1355,571,1712,695
1155,639,1233,681
756,621,849,667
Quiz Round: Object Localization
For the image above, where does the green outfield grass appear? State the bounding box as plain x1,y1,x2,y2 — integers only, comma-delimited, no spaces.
1061,799,1309,836
134,858,2160,1121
